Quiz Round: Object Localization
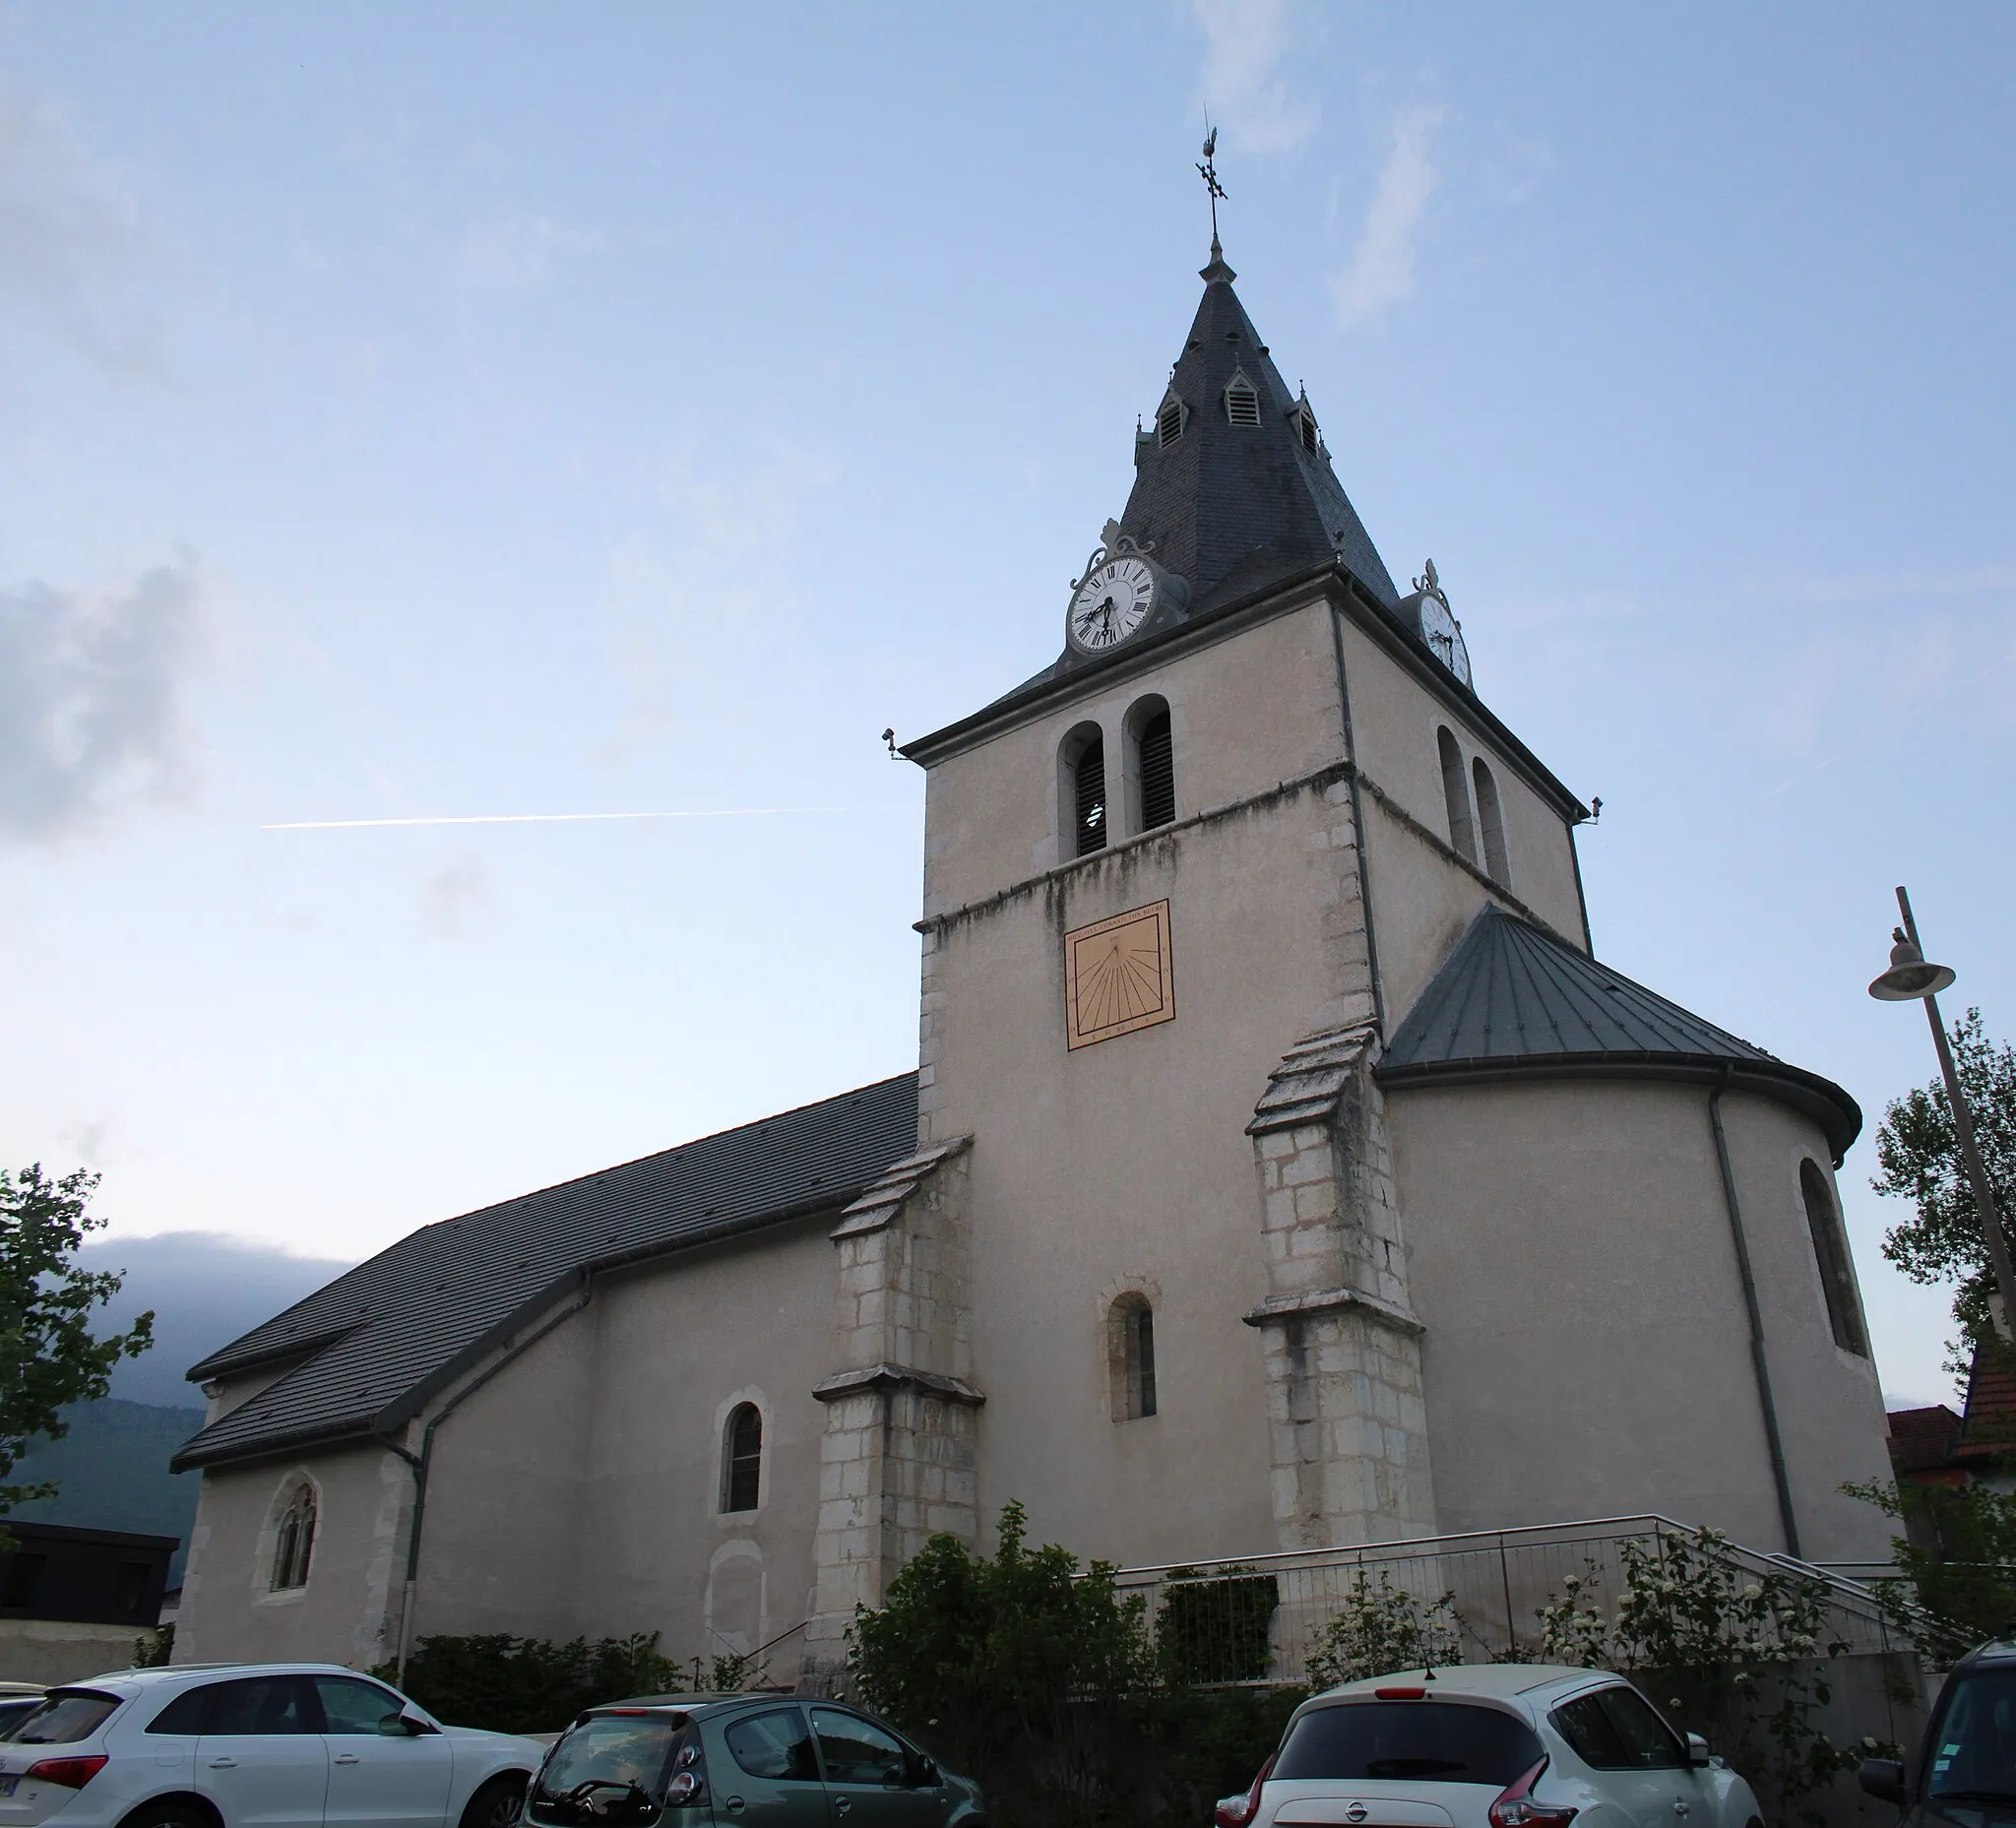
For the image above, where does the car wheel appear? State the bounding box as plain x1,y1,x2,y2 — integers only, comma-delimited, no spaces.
461,1775,528,1828
120,1801,221,1828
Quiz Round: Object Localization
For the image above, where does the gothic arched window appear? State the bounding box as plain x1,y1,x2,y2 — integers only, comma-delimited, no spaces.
1126,697,1174,833
1800,1162,1870,1356
271,1481,316,1591
1062,725,1108,857
1472,757,1510,886
721,1404,763,1514
1107,1294,1158,1421
1437,727,1478,864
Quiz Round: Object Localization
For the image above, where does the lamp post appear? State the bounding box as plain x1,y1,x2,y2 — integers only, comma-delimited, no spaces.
1867,885,2016,1341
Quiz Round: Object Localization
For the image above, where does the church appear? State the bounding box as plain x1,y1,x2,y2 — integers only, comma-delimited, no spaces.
169,233,1894,1685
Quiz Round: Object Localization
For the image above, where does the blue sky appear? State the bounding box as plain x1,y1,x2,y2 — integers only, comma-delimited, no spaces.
2,3,2011,1409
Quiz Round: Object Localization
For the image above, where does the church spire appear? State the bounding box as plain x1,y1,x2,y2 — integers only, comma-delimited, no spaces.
1114,254,1399,614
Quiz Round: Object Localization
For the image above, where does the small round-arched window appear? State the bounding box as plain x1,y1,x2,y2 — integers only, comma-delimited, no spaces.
271,1481,316,1591
1106,1294,1159,1422
721,1404,763,1514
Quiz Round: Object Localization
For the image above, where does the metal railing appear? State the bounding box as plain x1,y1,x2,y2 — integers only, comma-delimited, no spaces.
1109,1514,1970,1685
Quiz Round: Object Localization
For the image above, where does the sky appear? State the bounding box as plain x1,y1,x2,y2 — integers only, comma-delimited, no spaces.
2,2,2012,1412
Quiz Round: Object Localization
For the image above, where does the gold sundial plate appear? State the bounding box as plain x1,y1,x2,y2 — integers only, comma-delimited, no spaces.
1064,900,1175,1050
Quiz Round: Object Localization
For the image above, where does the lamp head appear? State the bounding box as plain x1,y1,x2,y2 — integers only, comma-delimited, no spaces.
1869,926,1958,1001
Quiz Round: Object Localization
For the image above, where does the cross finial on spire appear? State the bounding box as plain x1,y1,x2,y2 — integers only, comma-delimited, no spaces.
1197,124,1236,283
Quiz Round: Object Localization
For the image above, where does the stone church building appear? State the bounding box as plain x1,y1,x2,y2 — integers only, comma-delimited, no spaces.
171,240,1893,1682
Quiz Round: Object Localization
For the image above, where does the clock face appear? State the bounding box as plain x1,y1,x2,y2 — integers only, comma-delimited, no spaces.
1068,557,1156,653
1418,595,1473,688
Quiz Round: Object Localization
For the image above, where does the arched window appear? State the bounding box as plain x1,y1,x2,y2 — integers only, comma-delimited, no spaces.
1125,697,1174,833
721,1404,763,1513
1472,757,1510,885
1107,1294,1158,1421
1437,727,1477,864
1800,1162,1870,1356
271,1481,316,1591
1062,725,1107,857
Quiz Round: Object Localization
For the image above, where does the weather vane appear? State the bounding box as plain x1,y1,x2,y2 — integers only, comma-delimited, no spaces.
1198,125,1228,248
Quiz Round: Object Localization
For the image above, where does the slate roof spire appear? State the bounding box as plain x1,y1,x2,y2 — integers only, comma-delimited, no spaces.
1117,247,1400,613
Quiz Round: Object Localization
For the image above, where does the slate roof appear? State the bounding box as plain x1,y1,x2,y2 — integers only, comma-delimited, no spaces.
171,1073,920,1472
1887,1404,1964,1478
1376,908,1862,1157
1115,252,1401,617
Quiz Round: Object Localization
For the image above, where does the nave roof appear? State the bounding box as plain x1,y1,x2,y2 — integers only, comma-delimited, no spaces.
171,1072,919,1471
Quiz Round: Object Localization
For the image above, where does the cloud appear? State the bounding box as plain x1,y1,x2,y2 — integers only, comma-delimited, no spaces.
1193,0,1317,155
0,86,161,374
455,210,602,290
0,561,202,843
418,851,493,940
1331,102,1447,330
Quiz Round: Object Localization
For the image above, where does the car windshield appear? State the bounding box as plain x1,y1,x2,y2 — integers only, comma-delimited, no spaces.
535,1715,689,1824
1927,1668,2016,1803
10,1692,120,1746
1274,1701,1543,1787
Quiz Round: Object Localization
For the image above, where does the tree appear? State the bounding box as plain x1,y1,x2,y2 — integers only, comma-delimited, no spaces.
1845,1477,2016,1651
0,1166,154,1516
1871,1008,2016,1377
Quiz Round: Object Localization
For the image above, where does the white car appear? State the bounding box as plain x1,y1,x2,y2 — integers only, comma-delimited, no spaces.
0,1664,541,1828
1218,1665,1762,1828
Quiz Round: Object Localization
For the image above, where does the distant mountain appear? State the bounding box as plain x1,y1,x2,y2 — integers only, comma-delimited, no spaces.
8,1400,208,1581
0,1232,358,1583
77,1230,354,1407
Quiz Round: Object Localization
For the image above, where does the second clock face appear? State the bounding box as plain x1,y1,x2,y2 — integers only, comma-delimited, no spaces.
1068,557,1156,652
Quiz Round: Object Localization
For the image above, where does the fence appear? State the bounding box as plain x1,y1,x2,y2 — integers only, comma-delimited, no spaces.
1110,1513,1970,1687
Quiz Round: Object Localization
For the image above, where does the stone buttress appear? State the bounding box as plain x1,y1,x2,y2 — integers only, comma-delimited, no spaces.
802,1136,980,1686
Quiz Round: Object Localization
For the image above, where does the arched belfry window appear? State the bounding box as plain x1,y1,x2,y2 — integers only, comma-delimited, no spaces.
1800,1162,1870,1356
1224,370,1261,427
1472,757,1510,886
271,1481,316,1591
1437,727,1478,864
1125,697,1174,834
1062,724,1107,857
1107,1294,1158,1421
721,1404,763,1513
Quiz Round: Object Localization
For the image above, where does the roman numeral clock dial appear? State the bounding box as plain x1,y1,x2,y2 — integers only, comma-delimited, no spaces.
1066,555,1156,653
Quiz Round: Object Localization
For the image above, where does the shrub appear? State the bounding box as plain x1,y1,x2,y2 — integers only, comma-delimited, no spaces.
1306,1570,1459,1689
1156,1566,1280,1685
378,1631,679,1734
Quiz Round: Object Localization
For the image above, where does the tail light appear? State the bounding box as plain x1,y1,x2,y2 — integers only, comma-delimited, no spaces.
1489,1757,1576,1828
1214,1755,1274,1828
25,1757,107,1790
665,1740,707,1808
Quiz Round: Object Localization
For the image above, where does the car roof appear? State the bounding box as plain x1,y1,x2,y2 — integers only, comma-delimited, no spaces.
592,1694,797,1715
70,1663,387,1690
1306,1665,1620,1703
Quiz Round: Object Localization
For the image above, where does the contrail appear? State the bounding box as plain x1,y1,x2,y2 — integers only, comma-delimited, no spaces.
262,807,859,832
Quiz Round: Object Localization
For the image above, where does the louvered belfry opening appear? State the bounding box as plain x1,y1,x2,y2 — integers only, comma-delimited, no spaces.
1226,378,1260,426
1157,399,1184,447
1075,736,1108,855
1138,711,1174,829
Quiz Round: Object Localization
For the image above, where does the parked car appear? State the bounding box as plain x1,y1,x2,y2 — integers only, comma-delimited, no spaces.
1861,1635,2016,1823
0,1663,541,1828
1216,1665,1762,1828
528,1693,985,1828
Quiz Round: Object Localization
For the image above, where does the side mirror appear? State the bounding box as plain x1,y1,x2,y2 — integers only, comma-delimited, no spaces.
1858,1759,1909,1805
916,1758,939,1788
1685,1733,1711,1769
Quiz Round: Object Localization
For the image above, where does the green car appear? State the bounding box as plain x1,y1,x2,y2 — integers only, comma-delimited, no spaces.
527,1696,986,1828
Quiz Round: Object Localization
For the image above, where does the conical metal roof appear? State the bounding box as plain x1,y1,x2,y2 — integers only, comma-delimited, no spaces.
1377,908,1861,1157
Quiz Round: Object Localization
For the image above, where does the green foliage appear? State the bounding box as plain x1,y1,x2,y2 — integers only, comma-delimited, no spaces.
850,1501,1154,1822
1155,1566,1280,1684
0,1166,155,1522
1846,1477,2016,1652
1306,1570,1459,1689
1536,1530,1866,1827
1139,1683,1304,1828
1871,1008,2016,1375
378,1632,679,1733
133,1621,174,1668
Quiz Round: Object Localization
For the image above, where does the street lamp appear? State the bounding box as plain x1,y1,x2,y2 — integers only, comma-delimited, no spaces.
1868,885,2016,1342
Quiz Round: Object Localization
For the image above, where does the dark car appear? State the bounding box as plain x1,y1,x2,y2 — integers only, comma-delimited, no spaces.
1863,1637,2016,1822
528,1694,985,1828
